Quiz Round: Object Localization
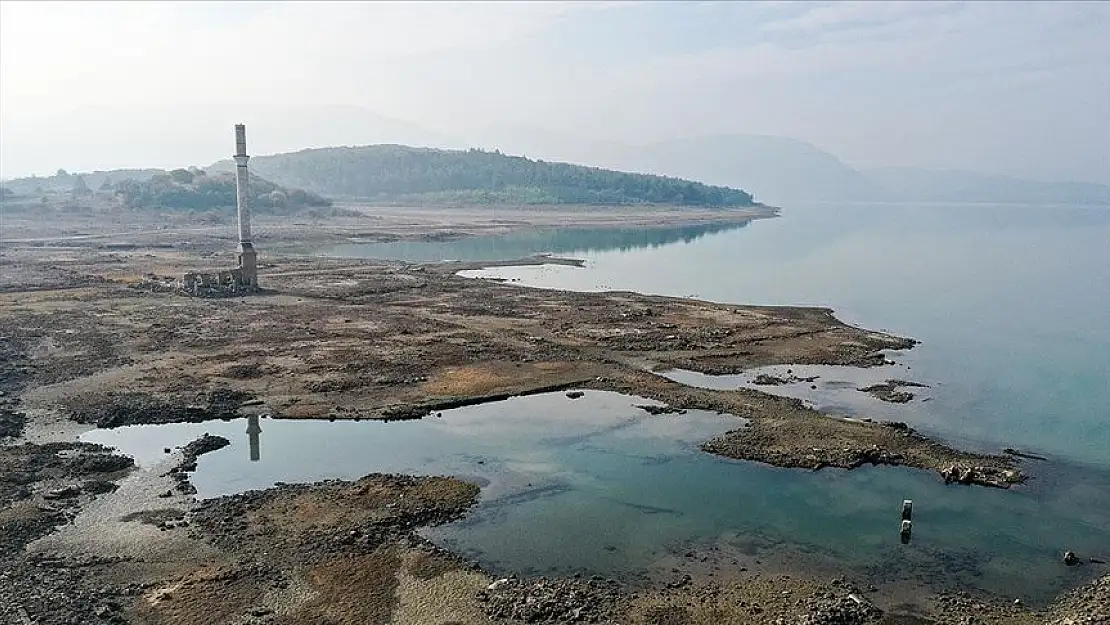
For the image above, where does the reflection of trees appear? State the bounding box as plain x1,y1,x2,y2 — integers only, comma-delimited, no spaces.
337,221,753,262
507,221,752,254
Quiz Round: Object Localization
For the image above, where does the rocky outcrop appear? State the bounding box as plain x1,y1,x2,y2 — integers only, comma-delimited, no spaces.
0,408,27,440
939,464,1024,489
69,389,252,428
164,434,231,495
857,379,929,403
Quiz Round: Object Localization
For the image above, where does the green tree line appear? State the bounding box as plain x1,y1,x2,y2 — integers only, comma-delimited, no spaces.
240,145,756,207
114,169,331,213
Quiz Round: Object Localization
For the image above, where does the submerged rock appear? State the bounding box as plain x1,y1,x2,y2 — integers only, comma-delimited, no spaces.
181,433,231,459
753,374,790,386
634,404,687,416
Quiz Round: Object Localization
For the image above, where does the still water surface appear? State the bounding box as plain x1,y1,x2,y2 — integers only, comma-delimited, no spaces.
84,203,1110,604
322,221,752,263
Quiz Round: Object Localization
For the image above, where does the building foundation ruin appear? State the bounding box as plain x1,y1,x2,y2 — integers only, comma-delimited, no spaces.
177,124,260,297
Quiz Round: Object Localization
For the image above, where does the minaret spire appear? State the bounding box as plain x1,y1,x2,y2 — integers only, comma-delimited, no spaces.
234,124,258,287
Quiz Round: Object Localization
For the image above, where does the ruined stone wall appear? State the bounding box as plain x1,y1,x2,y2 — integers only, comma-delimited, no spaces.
179,269,256,297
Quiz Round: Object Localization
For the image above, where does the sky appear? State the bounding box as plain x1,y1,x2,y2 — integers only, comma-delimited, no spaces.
1,0,1108,182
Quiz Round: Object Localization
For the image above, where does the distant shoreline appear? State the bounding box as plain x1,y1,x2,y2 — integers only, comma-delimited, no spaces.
1,202,779,249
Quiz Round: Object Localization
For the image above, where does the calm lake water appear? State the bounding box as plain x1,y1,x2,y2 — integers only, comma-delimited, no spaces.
84,202,1110,605
321,220,752,263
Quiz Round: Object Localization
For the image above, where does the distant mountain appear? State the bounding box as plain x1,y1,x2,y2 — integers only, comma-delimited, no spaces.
546,134,892,206
8,106,1105,209
209,145,757,208
429,128,894,206
865,167,1110,206
539,133,1108,207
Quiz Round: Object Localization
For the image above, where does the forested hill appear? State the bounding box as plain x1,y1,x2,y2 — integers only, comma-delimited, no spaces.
1,167,331,214
212,145,757,207
112,169,331,213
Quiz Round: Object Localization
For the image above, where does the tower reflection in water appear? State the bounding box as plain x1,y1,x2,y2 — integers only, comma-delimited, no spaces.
246,415,261,462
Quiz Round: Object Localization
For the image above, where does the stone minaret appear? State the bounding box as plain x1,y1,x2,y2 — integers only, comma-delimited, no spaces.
234,124,258,287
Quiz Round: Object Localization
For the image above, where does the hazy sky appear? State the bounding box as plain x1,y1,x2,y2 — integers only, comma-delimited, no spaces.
1,1,1108,182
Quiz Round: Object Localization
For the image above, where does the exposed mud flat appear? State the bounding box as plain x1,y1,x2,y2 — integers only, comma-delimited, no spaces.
1,212,1102,623
0,245,1013,483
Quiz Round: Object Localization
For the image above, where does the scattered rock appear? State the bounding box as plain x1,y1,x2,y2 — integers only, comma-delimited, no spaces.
940,464,1025,489
477,575,623,624
1064,551,1081,566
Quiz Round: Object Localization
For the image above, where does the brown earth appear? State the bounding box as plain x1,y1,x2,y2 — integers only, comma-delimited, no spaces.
0,246,1016,485
1,209,1099,623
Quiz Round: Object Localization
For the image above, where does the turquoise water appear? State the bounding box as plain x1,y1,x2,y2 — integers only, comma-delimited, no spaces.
463,203,1110,470
82,390,1109,605
82,203,1110,605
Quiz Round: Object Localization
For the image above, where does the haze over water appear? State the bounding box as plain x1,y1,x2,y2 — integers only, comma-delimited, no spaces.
462,203,1110,470
86,202,1110,606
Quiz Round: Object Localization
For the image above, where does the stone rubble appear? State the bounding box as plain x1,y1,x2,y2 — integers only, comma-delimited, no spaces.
477,575,625,624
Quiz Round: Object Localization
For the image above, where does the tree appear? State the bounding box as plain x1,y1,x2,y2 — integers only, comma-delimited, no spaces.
169,168,195,184
71,175,91,197
268,190,288,208
239,145,755,207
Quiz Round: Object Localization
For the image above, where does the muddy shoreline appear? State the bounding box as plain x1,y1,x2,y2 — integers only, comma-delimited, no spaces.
2,452,1104,624
1,210,1104,623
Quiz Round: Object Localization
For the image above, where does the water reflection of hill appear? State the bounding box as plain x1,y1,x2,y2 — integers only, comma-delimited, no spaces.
324,221,751,262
